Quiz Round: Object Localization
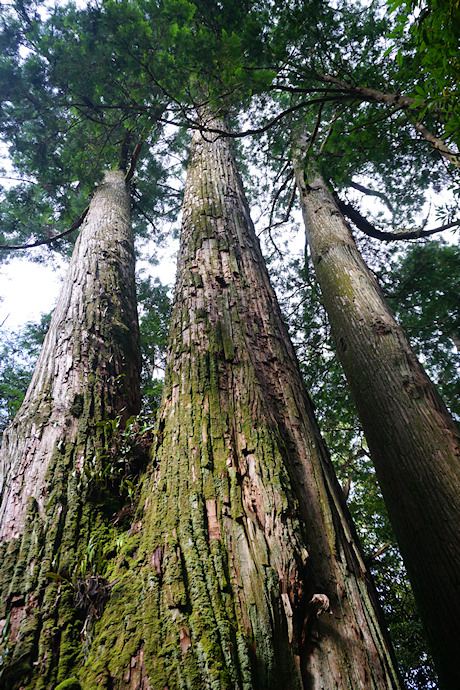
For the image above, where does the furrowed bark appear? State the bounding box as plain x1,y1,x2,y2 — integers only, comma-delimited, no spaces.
0,169,141,688
81,122,401,689
293,147,460,690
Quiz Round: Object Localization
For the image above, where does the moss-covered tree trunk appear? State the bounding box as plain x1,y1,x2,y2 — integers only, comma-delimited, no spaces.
293,152,460,690
79,122,401,690
0,169,141,688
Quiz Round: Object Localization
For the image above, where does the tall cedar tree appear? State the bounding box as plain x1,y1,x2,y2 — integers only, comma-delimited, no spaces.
65,118,402,689
0,168,142,688
0,0,458,686
292,148,460,690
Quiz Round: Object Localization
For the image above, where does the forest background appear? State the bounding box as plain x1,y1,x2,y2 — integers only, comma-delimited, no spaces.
0,0,459,688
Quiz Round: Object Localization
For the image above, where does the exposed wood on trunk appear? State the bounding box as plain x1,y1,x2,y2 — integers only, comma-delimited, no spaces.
82,120,401,689
293,146,460,690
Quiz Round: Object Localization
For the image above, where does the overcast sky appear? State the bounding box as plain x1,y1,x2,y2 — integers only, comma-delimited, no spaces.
0,258,64,330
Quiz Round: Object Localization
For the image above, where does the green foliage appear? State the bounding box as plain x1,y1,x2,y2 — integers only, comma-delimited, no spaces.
0,312,50,434
137,274,171,412
381,239,460,419
387,0,460,149
0,0,188,257
1,0,457,262
232,0,458,228
74,534,111,580
45,534,111,588
0,182,80,259
78,412,156,505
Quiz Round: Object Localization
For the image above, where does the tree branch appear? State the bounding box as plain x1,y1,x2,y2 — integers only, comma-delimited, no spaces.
168,95,354,140
259,178,297,257
132,201,157,230
366,542,391,563
268,169,294,228
414,122,460,167
125,134,144,183
314,72,419,110
349,181,395,216
0,207,89,251
335,196,459,241
313,73,460,167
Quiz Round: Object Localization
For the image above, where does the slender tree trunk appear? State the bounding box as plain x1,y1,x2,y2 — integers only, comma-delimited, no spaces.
0,169,141,688
293,147,460,690
80,122,401,690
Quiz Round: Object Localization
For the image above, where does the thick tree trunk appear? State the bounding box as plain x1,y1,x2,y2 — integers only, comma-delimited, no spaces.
0,169,141,688
293,149,460,689
80,123,401,690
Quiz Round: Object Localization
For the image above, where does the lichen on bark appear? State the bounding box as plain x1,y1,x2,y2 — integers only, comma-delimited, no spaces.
0,169,141,689
292,146,460,690
80,122,401,689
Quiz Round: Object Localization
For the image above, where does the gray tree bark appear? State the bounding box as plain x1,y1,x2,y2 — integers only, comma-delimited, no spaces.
80,122,401,690
293,149,460,690
0,169,141,688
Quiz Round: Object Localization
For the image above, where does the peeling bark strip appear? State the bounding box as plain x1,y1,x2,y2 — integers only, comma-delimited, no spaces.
293,150,460,690
0,170,141,687
83,121,400,689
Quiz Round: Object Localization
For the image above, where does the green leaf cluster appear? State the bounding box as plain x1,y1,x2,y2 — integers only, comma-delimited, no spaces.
382,239,460,419
387,0,460,148
137,274,171,411
0,312,51,435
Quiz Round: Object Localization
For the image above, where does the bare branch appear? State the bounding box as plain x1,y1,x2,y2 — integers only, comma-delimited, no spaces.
0,207,89,251
336,196,459,241
164,95,354,140
350,181,395,216
125,134,144,183
268,169,294,228
132,201,157,230
366,542,391,563
259,178,297,257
